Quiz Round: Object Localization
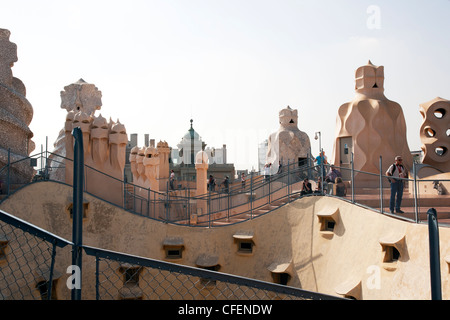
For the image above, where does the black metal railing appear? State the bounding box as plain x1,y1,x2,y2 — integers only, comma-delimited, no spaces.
1,149,449,227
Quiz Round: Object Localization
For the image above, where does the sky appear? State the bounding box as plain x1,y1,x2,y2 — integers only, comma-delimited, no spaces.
1,0,449,171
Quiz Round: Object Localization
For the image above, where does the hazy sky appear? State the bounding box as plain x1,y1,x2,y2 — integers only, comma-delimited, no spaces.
2,0,449,171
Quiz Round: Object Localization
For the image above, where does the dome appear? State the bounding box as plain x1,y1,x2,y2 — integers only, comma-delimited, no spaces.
182,119,201,141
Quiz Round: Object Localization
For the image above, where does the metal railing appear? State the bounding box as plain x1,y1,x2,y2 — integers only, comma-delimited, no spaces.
0,208,341,300
1,150,449,227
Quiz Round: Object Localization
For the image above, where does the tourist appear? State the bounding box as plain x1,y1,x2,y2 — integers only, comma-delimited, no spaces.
314,176,323,194
325,165,342,183
314,151,328,177
335,177,347,197
325,164,342,194
264,163,271,182
300,178,312,196
277,160,283,174
169,170,175,190
386,156,408,214
222,176,230,193
208,175,216,192
241,172,246,189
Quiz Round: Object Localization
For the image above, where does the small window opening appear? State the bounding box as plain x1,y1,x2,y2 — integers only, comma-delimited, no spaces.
320,217,336,232
238,241,253,253
200,265,221,286
165,246,184,259
121,267,142,286
326,220,336,231
298,157,307,167
383,245,400,263
36,280,58,300
272,272,291,286
372,83,378,88
446,128,450,137
118,266,143,300
289,119,294,124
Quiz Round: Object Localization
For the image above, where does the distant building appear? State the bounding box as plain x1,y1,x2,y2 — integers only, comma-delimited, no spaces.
170,120,235,185
258,140,268,173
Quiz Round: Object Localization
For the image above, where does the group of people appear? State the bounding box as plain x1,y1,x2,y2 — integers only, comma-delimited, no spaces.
306,152,408,214
169,170,232,194
170,152,408,214
300,164,347,197
208,175,231,193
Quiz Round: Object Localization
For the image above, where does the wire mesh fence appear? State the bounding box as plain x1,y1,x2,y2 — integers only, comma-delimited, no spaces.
0,209,341,301
0,209,72,300
83,246,339,301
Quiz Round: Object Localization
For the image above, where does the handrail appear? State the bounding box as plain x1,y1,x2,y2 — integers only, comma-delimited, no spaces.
2,150,450,228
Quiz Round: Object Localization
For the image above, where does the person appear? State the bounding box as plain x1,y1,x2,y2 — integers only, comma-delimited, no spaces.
241,172,246,189
277,160,283,174
222,176,230,193
208,175,216,192
386,156,408,214
335,177,347,197
264,163,271,182
314,176,323,194
325,165,342,183
325,164,342,195
300,178,312,196
169,170,175,190
314,151,328,177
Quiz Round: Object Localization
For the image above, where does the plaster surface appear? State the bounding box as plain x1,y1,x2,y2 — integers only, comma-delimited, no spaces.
1,181,449,300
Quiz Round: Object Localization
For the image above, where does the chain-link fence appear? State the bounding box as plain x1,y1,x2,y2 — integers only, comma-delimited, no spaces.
0,208,342,301
0,209,72,300
82,245,339,301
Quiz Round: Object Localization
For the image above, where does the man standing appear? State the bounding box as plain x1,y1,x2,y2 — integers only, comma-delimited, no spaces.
314,151,328,178
386,156,408,214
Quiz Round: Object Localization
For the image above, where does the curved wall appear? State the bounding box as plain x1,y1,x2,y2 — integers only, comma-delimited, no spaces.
1,181,449,300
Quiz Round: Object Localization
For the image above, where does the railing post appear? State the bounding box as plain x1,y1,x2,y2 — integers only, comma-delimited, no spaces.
133,185,136,212
250,171,253,219
379,156,383,214
45,136,49,179
287,159,290,203
47,240,57,300
95,255,100,300
320,150,324,195
71,127,84,300
227,191,230,222
413,162,419,223
123,180,126,210
187,188,189,225
351,152,354,203
147,188,150,217
427,208,442,300
6,148,10,196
